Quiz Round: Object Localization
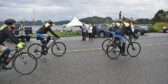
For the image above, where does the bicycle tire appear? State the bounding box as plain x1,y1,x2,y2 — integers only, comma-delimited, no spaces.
106,44,120,59
27,43,43,59
13,52,37,75
102,39,113,51
127,42,141,57
51,42,66,57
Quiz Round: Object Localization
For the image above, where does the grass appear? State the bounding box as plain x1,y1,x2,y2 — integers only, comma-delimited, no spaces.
32,31,82,37
148,22,168,32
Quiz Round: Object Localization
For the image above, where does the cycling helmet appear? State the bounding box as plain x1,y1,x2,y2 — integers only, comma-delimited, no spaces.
125,18,132,22
115,19,122,23
48,20,54,24
5,19,16,25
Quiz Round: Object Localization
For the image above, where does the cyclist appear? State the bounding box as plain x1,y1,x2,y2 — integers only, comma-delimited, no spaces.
36,20,60,53
115,18,137,56
0,19,25,69
114,19,122,31
109,19,122,37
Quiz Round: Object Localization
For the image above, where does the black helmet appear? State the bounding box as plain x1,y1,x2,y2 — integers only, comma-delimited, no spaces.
115,19,122,22
48,20,54,24
5,19,16,25
125,18,132,22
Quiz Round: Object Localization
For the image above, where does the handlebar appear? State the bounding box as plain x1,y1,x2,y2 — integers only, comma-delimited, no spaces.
51,37,60,40
14,43,27,52
125,35,139,41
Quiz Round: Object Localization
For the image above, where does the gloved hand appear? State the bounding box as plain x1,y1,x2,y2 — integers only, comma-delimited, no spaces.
17,42,26,49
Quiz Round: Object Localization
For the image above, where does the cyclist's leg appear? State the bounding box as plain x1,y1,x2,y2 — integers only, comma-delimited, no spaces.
116,35,126,55
47,36,51,43
105,31,108,37
36,33,49,50
0,45,10,68
120,36,127,56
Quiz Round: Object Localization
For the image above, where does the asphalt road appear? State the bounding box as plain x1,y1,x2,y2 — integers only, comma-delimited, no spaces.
0,33,168,84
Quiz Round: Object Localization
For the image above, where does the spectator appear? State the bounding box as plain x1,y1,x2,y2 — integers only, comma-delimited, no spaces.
88,24,93,42
131,23,134,32
19,24,26,42
81,23,87,41
130,18,135,32
105,24,110,38
92,24,97,38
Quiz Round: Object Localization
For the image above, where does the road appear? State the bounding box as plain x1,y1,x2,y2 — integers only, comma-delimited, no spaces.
0,33,168,84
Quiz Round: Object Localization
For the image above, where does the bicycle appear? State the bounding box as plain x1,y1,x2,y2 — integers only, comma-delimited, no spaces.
27,37,66,59
102,31,116,51
106,34,141,59
0,46,37,75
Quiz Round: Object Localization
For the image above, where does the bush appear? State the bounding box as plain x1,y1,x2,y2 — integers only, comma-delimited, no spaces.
148,23,168,32
148,26,157,32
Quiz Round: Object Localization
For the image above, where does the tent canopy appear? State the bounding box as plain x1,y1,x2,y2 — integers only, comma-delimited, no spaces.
64,17,83,28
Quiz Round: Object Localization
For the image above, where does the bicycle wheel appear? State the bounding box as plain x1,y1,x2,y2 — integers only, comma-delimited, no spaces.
102,39,113,51
127,42,141,57
51,42,66,57
13,52,37,75
106,44,120,59
27,43,43,59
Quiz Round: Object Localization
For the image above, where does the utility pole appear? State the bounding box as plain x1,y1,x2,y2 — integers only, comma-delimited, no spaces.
33,9,35,26
119,11,122,19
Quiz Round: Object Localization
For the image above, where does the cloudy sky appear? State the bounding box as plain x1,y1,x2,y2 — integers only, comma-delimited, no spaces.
0,0,167,21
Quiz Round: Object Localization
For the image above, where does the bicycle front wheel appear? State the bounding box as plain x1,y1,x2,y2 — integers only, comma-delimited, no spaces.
102,39,113,51
27,43,43,59
13,52,37,75
127,42,141,57
51,42,66,57
106,44,120,59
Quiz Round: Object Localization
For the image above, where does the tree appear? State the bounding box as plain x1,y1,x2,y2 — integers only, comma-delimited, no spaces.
153,9,168,24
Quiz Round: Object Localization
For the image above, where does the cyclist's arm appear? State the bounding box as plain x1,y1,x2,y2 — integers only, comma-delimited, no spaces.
48,27,59,38
3,28,20,44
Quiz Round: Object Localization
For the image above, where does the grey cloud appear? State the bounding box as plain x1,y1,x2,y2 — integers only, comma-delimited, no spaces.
0,0,167,21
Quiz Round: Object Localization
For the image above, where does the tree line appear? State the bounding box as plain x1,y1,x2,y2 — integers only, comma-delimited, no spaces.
0,10,167,26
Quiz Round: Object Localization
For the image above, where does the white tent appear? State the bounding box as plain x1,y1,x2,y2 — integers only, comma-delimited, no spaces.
64,17,83,28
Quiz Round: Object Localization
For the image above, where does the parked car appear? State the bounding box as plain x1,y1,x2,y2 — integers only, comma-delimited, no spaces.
96,24,108,38
162,26,168,33
13,23,33,41
134,25,149,35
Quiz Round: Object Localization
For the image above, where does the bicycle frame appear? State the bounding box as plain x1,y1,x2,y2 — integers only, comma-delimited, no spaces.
0,48,23,70
40,37,58,50
110,35,133,50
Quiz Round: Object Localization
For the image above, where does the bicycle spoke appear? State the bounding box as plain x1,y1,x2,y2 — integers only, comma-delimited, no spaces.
107,46,120,59
27,43,43,59
14,52,37,75
127,42,141,57
51,42,66,57
102,39,113,51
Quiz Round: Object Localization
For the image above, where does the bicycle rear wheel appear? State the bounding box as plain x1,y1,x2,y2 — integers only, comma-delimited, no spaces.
27,43,43,59
51,42,66,57
102,39,113,51
13,52,37,75
127,42,141,57
106,44,120,59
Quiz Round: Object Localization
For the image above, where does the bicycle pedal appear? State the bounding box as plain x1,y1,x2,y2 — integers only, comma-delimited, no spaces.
41,50,48,55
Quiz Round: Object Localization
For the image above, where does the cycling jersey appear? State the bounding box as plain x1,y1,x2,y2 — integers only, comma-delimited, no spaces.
0,25,20,44
116,22,135,37
37,23,59,38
